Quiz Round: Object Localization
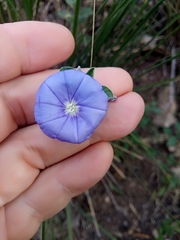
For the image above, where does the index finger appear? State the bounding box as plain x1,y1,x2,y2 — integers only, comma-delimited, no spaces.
0,21,74,82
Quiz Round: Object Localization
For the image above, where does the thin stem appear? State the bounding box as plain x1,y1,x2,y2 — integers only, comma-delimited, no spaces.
102,178,121,212
85,190,101,238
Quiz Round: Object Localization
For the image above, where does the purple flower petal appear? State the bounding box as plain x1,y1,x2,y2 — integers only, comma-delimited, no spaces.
36,83,63,106
34,103,66,123
39,115,68,139
62,70,86,101
34,69,108,144
78,106,106,128
78,91,108,110
56,116,79,143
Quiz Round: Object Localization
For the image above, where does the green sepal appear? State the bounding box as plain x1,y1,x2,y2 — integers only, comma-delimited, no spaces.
86,67,95,78
59,66,74,71
102,86,117,102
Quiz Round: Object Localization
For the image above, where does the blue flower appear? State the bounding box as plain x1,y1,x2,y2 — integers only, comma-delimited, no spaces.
34,69,108,144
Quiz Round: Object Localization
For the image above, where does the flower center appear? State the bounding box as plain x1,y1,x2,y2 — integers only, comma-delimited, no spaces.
65,101,79,116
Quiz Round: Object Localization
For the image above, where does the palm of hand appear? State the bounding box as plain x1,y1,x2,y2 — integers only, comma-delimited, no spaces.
0,21,144,240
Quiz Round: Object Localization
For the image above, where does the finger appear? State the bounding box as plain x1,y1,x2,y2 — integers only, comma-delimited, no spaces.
5,142,113,240
0,91,144,207
0,67,133,142
0,207,6,240
91,91,144,143
0,21,74,82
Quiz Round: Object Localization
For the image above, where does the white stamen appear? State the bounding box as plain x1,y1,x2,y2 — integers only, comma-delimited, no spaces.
65,101,79,116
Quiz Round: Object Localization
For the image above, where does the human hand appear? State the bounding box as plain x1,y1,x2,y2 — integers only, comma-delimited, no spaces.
0,21,144,240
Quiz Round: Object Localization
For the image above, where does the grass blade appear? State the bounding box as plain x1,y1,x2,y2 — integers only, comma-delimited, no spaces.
41,221,46,240
65,203,73,240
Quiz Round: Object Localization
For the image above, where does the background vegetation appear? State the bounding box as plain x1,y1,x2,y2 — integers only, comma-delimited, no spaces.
0,0,180,239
